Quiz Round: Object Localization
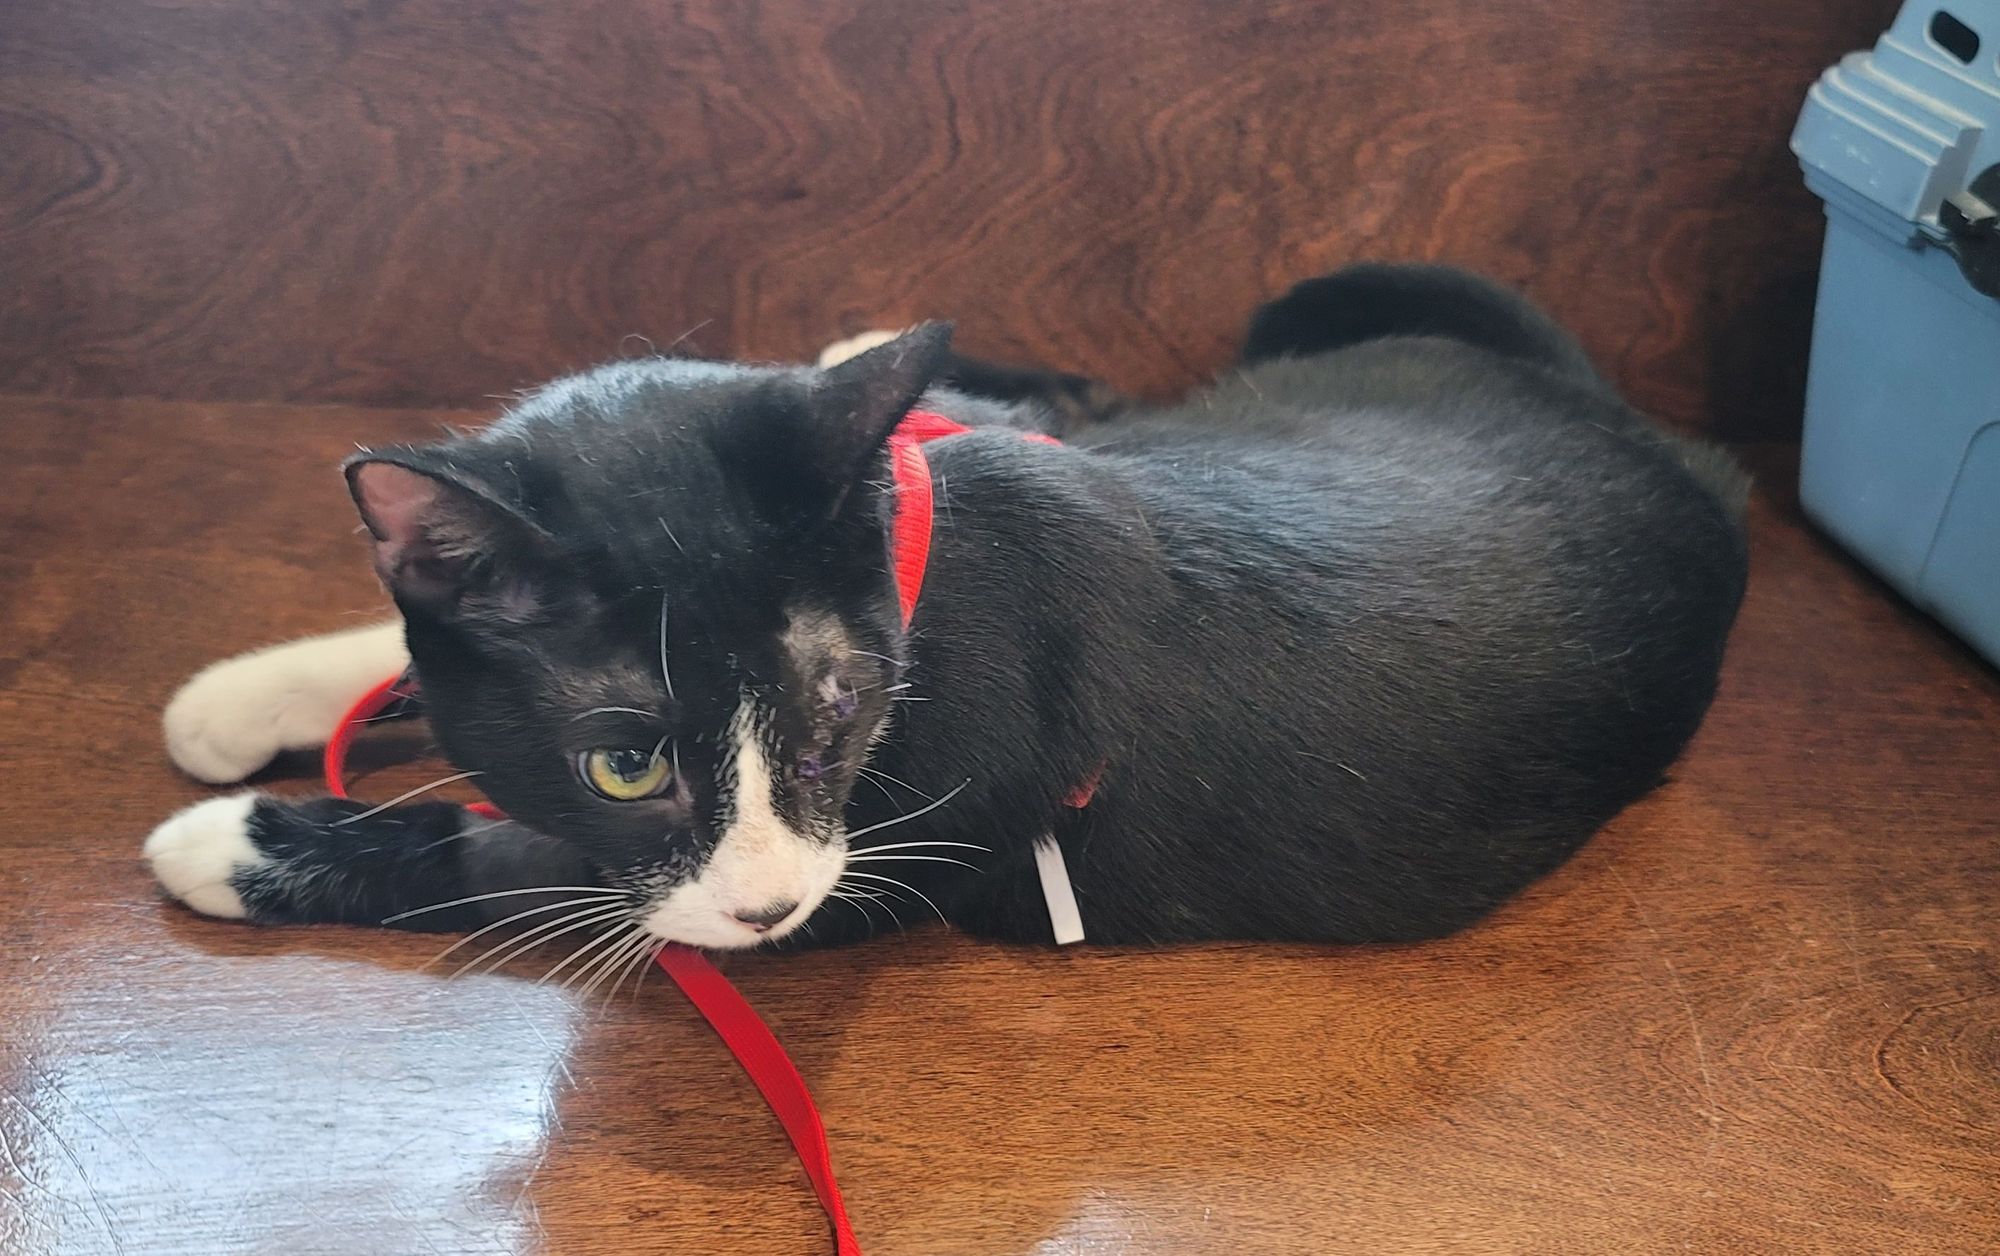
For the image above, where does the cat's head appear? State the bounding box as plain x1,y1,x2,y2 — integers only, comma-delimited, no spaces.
344,326,954,947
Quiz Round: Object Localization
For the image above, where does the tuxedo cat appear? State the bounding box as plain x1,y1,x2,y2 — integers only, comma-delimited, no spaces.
146,264,1747,955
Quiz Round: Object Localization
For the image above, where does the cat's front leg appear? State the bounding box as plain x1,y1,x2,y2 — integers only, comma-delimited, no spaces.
143,793,612,935
163,621,408,784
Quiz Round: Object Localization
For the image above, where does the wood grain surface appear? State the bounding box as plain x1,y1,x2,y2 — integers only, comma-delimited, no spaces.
0,396,1994,1253
0,0,1895,436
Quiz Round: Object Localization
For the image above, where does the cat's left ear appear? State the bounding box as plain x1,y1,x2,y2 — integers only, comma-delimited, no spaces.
342,449,557,620
806,321,955,496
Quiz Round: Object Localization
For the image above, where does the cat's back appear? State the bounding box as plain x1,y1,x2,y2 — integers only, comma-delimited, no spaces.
1058,335,1748,828
1076,337,1745,583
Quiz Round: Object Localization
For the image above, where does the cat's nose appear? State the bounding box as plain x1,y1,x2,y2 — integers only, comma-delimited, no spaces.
731,899,801,932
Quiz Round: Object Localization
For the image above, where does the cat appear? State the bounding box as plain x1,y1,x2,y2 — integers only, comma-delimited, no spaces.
145,263,1748,953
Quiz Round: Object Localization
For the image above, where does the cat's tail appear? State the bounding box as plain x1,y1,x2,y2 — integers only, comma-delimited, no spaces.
1239,262,1608,392
1241,263,1749,520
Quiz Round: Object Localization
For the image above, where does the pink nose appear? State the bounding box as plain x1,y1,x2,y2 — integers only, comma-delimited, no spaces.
731,899,800,932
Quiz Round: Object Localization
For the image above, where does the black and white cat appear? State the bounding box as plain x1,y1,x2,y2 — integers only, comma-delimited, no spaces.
145,264,1748,952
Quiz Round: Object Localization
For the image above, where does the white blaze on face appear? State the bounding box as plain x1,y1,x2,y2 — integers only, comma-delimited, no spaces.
640,700,845,949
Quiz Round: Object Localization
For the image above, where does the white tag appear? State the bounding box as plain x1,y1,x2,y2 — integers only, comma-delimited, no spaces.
1033,833,1086,945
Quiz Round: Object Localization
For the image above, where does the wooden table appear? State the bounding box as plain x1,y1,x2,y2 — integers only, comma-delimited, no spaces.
1,396,1994,1254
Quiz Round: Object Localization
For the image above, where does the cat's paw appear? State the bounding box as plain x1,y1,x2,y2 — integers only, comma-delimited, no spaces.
816,329,906,369
163,623,409,783
144,793,274,920
163,661,295,783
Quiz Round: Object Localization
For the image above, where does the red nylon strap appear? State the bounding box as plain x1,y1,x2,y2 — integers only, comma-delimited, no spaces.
324,672,502,819
322,672,403,802
321,410,1069,1256
654,946,862,1252
889,411,1057,628
886,430,940,629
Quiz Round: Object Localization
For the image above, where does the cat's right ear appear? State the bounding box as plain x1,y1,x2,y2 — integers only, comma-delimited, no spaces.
343,450,553,619
726,323,956,529
804,321,955,511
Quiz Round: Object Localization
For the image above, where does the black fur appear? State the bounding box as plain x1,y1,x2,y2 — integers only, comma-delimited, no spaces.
222,264,1749,947
226,797,591,933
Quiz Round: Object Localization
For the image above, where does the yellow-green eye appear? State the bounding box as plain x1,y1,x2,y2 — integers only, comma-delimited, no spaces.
577,746,673,801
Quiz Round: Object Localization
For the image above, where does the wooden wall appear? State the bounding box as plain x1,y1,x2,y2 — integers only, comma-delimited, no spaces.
0,0,1896,437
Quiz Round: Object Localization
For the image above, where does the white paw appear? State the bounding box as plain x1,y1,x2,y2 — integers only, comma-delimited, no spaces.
163,622,409,783
144,793,272,920
816,329,906,369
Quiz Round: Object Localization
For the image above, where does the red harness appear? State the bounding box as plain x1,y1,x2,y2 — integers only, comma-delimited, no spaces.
325,410,1075,1255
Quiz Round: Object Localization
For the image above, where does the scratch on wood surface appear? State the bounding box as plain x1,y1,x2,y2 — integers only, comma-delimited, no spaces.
1610,867,1723,1158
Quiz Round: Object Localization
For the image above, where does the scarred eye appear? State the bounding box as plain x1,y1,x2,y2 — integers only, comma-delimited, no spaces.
576,746,673,801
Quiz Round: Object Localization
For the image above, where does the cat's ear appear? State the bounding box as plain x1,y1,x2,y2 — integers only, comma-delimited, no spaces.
343,450,553,618
806,321,955,494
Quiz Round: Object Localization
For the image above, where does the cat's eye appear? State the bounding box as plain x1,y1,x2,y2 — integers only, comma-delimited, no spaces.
577,746,674,801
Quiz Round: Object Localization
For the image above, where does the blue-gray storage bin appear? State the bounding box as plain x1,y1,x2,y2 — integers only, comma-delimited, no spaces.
1792,1,2000,666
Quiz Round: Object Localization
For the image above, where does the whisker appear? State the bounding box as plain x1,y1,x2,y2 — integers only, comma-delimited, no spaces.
613,937,666,1003
384,885,622,924
535,919,629,989
849,839,991,855
826,893,877,933
657,586,677,702
840,779,969,843
449,908,627,982
855,764,935,801
556,928,632,996
837,876,901,895
845,854,984,871
628,939,664,999
570,706,656,722
591,936,649,1006
830,886,893,901
657,516,686,554
840,870,948,924
451,905,630,979
568,929,638,1000
581,929,655,1003
553,923,643,993
853,771,900,807
845,649,900,665
412,816,513,856
603,927,657,986
836,878,910,911
333,770,487,826
835,883,905,932
423,895,628,970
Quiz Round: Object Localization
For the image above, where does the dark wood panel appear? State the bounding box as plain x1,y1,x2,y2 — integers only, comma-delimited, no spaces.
2,396,1996,1253
0,0,1893,435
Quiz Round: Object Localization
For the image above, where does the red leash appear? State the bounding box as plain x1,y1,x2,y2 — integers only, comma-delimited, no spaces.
322,410,1021,1255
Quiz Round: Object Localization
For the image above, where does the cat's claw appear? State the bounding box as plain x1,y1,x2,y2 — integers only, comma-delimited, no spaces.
144,793,272,920
163,622,409,783
816,329,905,370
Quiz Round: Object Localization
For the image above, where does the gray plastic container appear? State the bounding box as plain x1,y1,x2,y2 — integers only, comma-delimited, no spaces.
1792,1,2000,666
